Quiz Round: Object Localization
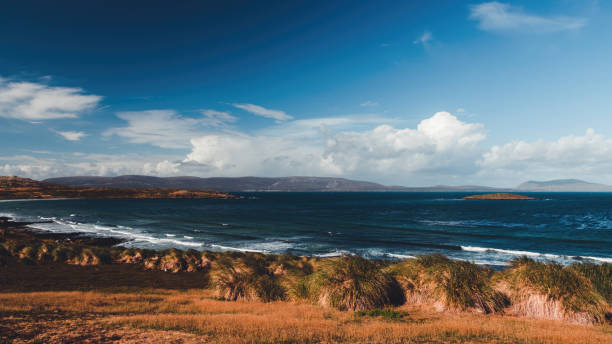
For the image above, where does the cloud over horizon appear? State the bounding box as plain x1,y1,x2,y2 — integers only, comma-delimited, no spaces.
6,109,612,187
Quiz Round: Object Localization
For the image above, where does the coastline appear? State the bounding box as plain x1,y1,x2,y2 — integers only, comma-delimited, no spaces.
1,216,611,343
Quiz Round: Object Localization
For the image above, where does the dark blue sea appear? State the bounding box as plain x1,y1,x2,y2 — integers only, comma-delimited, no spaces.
1,192,611,266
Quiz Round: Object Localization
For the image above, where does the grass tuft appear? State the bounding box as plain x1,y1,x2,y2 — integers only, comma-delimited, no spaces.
303,255,404,311
388,254,508,313
504,257,607,323
212,256,285,302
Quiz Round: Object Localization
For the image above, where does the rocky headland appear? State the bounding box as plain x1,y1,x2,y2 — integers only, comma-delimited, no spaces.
0,176,235,200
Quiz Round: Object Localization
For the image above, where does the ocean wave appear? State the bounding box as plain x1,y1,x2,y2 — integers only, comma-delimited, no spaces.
461,246,562,259
461,245,612,264
315,250,352,257
28,218,203,248
386,253,415,259
210,244,265,253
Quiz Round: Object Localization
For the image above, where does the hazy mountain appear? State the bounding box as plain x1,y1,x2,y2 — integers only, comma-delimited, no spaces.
516,179,612,192
42,175,612,192
43,175,500,192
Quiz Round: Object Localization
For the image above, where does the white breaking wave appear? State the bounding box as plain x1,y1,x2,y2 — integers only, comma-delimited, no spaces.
210,244,265,253
582,256,612,263
461,245,612,264
315,250,352,257
28,218,203,248
386,253,416,259
211,241,293,254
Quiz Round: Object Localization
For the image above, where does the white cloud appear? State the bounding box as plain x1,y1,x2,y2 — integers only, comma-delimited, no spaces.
0,78,101,120
201,109,238,126
0,153,184,180
413,31,432,45
105,109,237,149
360,101,379,107
56,131,87,141
233,103,293,121
470,2,587,33
184,112,485,183
479,129,612,183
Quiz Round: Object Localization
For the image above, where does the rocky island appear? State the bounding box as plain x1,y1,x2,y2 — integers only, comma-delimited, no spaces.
0,176,235,200
464,193,536,200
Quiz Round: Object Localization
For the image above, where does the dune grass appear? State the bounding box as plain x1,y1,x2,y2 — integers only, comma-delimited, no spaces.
301,255,404,311
1,229,611,326
571,263,612,303
212,253,286,302
503,257,608,323
388,254,508,314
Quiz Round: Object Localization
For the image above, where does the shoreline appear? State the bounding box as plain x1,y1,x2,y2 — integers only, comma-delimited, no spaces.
1,216,611,343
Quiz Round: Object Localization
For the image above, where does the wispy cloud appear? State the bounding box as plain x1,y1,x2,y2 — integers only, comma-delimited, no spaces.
56,131,87,141
233,103,293,121
0,77,101,121
201,109,238,126
470,2,587,33
105,109,238,149
413,31,432,45
360,101,379,107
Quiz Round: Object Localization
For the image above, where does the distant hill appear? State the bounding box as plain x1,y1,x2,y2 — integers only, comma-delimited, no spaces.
44,175,502,192
516,179,612,192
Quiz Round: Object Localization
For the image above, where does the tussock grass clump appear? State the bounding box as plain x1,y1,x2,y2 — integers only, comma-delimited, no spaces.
388,254,507,313
571,263,612,303
503,257,607,324
68,247,112,266
302,255,403,311
212,254,285,302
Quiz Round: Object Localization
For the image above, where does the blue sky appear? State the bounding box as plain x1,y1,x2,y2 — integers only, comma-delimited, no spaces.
1,0,611,187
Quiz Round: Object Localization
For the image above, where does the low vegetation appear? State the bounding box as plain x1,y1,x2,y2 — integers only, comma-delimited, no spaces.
501,257,608,324
387,254,508,314
0,227,611,331
301,255,404,311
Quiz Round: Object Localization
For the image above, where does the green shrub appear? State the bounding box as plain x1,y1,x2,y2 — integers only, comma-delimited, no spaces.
303,255,404,311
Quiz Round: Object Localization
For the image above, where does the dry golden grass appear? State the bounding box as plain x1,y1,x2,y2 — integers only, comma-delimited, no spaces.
1,288,611,343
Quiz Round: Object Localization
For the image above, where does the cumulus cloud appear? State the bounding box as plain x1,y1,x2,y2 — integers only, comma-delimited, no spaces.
479,129,612,182
0,78,101,120
233,103,293,121
105,109,238,149
470,2,587,33
184,112,485,183
55,131,87,141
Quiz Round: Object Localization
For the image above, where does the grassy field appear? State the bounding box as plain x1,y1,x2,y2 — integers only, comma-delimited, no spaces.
1,265,612,344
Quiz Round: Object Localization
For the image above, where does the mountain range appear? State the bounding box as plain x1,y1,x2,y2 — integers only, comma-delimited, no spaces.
41,175,612,192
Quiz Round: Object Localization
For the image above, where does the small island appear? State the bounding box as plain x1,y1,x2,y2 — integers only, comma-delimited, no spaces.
463,193,536,200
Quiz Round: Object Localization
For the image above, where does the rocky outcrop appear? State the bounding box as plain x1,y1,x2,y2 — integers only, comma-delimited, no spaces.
464,193,536,200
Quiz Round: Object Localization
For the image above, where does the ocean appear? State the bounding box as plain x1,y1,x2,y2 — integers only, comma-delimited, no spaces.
1,192,611,267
